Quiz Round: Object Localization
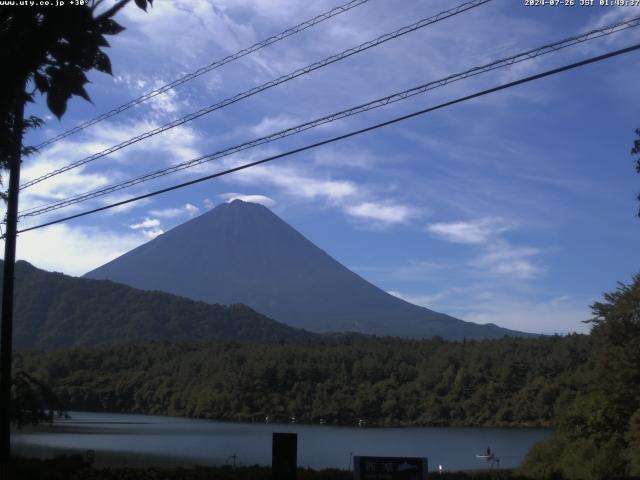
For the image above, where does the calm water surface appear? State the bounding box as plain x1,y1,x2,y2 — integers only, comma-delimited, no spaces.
13,411,550,471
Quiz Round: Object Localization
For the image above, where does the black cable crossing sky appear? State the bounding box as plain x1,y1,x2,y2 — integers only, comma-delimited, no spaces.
32,0,373,151
20,0,492,190
12,42,640,238
18,14,640,219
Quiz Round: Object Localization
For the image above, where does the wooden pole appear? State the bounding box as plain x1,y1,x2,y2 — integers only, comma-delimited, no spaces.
0,80,25,479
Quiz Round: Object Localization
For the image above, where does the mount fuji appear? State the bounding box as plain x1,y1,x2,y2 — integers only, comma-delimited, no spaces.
85,200,531,340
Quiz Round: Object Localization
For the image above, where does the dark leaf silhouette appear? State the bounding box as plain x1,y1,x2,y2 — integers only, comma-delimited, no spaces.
46,87,68,119
135,0,148,11
94,51,112,75
98,18,126,35
33,73,49,93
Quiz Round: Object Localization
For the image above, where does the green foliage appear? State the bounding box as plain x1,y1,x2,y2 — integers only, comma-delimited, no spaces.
519,274,640,479
16,334,592,428
628,408,640,476
10,371,65,428
633,128,640,216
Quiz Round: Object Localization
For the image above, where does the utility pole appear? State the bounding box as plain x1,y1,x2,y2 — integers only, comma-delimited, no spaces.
0,81,25,479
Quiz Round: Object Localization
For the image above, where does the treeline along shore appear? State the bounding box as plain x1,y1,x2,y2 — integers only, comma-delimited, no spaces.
15,334,592,428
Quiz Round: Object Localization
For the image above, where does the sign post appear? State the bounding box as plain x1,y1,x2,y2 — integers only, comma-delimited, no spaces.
272,432,297,480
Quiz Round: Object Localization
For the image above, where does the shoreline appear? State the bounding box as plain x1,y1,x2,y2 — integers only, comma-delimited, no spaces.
42,408,553,430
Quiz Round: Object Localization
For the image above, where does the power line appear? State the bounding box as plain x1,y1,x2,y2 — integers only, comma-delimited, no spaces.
18,15,640,219
12,42,640,237
32,0,373,150
20,0,492,190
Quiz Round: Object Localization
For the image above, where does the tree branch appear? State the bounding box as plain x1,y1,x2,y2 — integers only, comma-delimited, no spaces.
95,0,131,21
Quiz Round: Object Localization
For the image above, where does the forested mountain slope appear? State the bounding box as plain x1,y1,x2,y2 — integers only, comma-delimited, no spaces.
2,260,319,349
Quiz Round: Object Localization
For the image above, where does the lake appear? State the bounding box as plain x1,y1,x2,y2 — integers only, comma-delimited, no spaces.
13,411,550,471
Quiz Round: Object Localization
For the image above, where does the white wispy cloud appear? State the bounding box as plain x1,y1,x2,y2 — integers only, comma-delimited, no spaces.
389,286,590,334
472,242,543,280
387,289,462,309
426,217,512,245
114,74,192,121
129,217,160,229
585,6,640,38
220,156,421,227
19,156,111,210
37,117,200,165
93,118,201,163
353,260,448,282
97,192,152,216
311,147,379,170
22,116,201,218
225,159,359,203
185,203,201,216
129,217,164,239
345,201,419,225
140,227,164,239
150,203,200,218
460,294,590,335
251,115,299,137
219,192,276,207
120,0,258,63
14,224,147,276
426,216,543,281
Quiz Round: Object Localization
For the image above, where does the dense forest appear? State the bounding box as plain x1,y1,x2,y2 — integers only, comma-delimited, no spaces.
519,274,640,479
16,334,592,428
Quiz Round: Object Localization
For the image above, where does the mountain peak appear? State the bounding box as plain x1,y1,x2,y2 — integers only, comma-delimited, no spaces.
217,197,272,210
85,201,532,340
203,197,275,219
222,198,260,207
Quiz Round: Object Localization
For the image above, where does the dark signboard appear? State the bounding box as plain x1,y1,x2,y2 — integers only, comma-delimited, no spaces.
353,456,428,480
272,432,297,480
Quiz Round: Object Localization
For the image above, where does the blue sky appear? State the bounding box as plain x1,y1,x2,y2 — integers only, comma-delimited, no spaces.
8,0,640,334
